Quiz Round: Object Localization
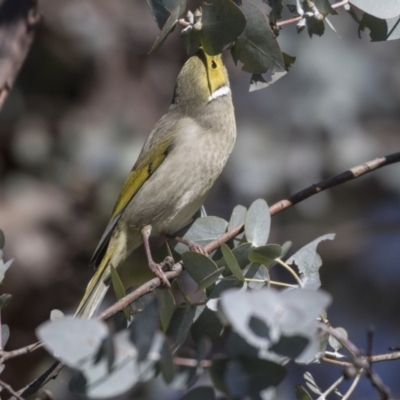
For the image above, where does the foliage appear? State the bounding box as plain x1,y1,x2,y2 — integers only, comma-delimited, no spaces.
32,200,341,399
147,0,400,90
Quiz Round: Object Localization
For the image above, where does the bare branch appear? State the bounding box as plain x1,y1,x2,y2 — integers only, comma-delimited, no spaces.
269,152,400,216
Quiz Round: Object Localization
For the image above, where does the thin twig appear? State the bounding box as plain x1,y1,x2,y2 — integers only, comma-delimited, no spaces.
342,369,364,400
269,152,400,216
0,378,25,400
0,342,42,363
277,0,349,27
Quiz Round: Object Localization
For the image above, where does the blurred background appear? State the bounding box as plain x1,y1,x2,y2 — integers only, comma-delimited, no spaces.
0,0,400,398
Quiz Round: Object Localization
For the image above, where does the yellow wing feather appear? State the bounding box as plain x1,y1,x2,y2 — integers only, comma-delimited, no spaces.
76,133,174,317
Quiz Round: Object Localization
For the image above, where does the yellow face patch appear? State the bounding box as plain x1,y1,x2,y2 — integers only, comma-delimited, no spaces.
204,53,228,95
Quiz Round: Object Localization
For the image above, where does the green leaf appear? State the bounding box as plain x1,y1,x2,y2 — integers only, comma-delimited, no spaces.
248,244,282,265
129,299,159,361
146,0,185,29
227,204,247,231
197,267,225,292
184,28,201,56
314,0,338,17
201,0,246,55
149,1,186,53
166,303,196,353
110,264,130,319
295,385,313,400
286,233,335,290
156,288,175,332
328,327,348,352
173,216,228,254
306,16,325,37
244,263,269,290
210,358,229,393
181,251,219,284
2,324,9,348
245,199,271,246
37,317,109,369
182,386,216,400
191,306,224,342
359,13,400,41
264,0,283,24
160,338,176,383
231,4,285,74
350,0,400,19
0,257,14,284
225,357,286,397
110,265,126,301
221,244,244,281
0,294,12,309
69,330,138,398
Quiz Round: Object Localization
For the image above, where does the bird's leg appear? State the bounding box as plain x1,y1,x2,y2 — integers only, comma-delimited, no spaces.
141,225,171,288
165,234,208,256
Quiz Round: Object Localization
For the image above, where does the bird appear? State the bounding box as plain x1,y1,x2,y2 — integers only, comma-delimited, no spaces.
75,49,236,318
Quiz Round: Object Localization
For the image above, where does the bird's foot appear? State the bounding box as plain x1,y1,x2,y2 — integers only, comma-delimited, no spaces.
148,260,171,288
188,241,208,256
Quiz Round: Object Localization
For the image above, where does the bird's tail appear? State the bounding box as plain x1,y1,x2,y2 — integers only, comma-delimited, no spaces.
75,246,114,318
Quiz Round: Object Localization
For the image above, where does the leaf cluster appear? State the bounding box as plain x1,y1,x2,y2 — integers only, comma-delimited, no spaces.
36,200,336,399
146,0,400,91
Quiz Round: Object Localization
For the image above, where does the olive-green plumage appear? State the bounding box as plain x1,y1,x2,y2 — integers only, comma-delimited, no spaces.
76,50,236,318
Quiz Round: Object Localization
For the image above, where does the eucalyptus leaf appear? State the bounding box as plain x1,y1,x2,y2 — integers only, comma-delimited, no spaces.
149,1,186,53
210,358,229,393
191,307,224,342
225,357,286,397
221,244,244,281
50,309,64,321
173,217,228,254
146,0,185,29
350,0,400,19
244,263,269,290
219,243,253,271
166,303,196,353
36,317,109,369
248,244,282,265
227,204,247,232
295,385,313,400
245,199,271,247
70,330,138,398
110,265,126,301
129,298,159,361
231,4,285,74
160,337,175,384
156,288,175,332
201,0,246,55
328,327,348,351
181,386,216,400
286,233,335,290
1,324,9,349
264,0,283,24
359,13,400,41
182,251,218,283
197,267,225,292
0,257,13,284
0,294,11,309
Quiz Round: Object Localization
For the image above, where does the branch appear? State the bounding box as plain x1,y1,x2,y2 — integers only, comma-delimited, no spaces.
0,378,24,400
0,0,40,112
269,152,400,216
323,325,392,400
277,0,349,27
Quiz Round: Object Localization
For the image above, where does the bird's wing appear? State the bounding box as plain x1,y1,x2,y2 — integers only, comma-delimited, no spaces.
89,131,175,268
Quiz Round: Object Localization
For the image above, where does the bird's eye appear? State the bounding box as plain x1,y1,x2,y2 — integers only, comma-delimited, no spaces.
211,60,217,69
